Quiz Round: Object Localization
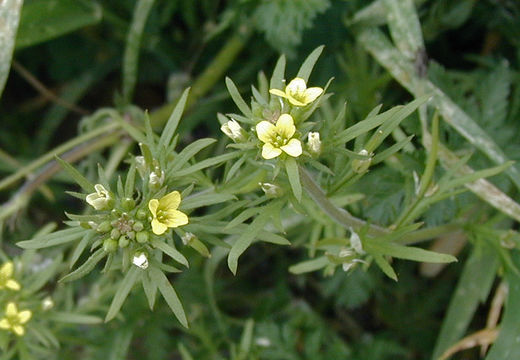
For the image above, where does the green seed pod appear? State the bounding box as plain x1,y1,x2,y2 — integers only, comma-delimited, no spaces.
96,221,112,233
136,231,149,244
121,198,135,211
118,236,130,248
103,238,118,253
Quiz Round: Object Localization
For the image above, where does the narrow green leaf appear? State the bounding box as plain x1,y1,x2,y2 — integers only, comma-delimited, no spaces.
15,0,102,50
285,158,302,202
55,156,95,192
366,240,457,263
60,248,106,282
441,161,513,192
227,209,272,275
372,135,414,164
158,88,190,150
373,253,398,281
69,232,95,269
180,192,236,211
334,106,400,145
150,238,189,268
296,45,324,82
149,266,188,327
432,247,498,359
124,161,136,198
225,207,262,230
384,0,424,60
270,54,286,90
225,77,252,118
122,0,156,103
178,343,195,360
17,227,86,249
289,256,329,274
48,312,102,324
115,117,147,143
169,138,217,173
171,152,241,178
0,0,23,98
108,328,134,360
105,266,141,322
142,271,157,309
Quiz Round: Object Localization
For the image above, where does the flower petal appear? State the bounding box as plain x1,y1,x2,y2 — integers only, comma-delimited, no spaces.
256,121,276,143
163,210,189,228
0,262,13,277
12,325,24,336
17,310,32,324
286,78,307,97
6,280,20,291
286,97,307,107
275,114,295,138
148,199,159,217
6,303,17,317
160,191,181,210
303,87,323,104
262,143,282,159
151,219,167,235
0,319,9,329
269,89,288,99
280,139,302,157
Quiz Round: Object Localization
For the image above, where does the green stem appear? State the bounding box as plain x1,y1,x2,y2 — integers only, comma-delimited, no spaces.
299,167,388,236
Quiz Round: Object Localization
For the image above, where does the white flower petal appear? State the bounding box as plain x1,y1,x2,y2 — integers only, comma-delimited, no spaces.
262,143,282,159
256,121,276,143
303,87,323,104
280,139,302,157
275,114,295,138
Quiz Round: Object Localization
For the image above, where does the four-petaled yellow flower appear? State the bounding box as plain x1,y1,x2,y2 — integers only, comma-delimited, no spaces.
0,302,31,336
0,262,20,291
148,191,189,235
269,77,323,106
256,114,302,159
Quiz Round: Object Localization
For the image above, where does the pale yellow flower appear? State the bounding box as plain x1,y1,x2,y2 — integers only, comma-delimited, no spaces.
269,77,323,106
0,303,32,336
148,191,189,235
0,262,20,291
256,114,302,159
86,184,113,210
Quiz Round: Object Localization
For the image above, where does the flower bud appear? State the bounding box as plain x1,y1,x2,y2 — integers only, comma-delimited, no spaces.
135,156,147,178
136,231,149,244
103,238,118,253
148,170,165,190
118,236,130,248
110,228,121,240
133,221,144,232
96,221,112,233
121,197,135,211
351,149,372,174
221,120,247,142
136,209,147,220
86,184,114,211
41,296,54,311
260,182,284,198
132,252,149,270
307,132,321,156
181,232,196,246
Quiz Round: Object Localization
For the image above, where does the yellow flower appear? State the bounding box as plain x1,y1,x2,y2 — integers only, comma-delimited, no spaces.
269,77,323,106
256,114,302,159
148,191,189,235
0,262,20,291
0,303,32,336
